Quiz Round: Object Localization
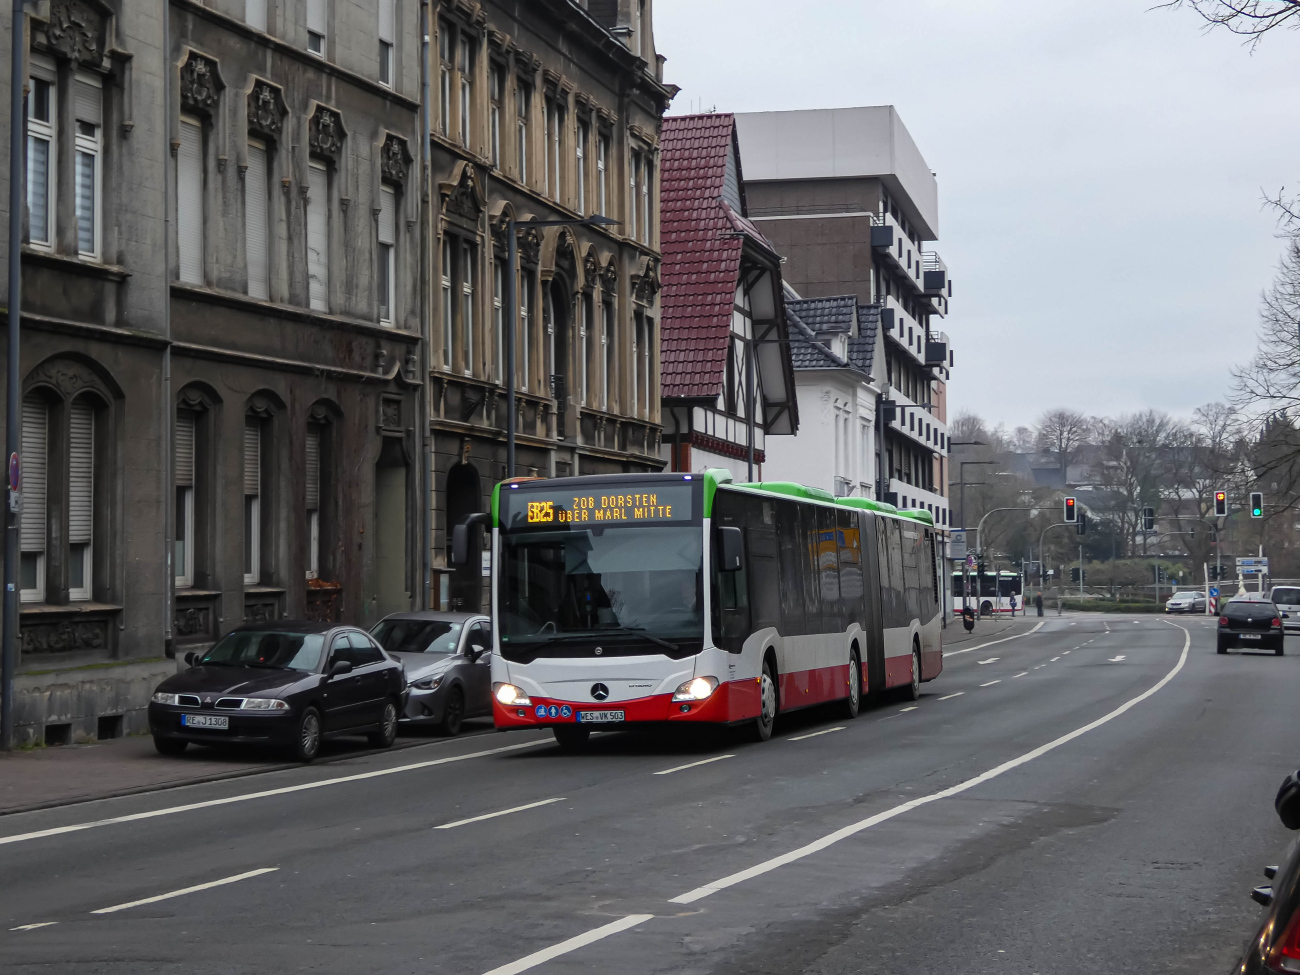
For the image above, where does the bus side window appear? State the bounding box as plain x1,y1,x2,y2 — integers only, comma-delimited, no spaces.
776,499,806,635
800,505,823,635
887,521,905,628
817,506,841,634
748,528,780,633
926,530,939,611
710,491,753,653
837,508,864,627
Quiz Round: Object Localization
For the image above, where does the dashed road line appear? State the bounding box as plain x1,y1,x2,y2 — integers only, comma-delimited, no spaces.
480,914,656,975
942,622,1045,658
938,692,965,701
10,922,57,932
977,657,999,665
1011,672,1028,678
654,755,736,776
788,727,846,742
436,797,566,829
899,706,918,712
91,867,279,915
979,680,1001,687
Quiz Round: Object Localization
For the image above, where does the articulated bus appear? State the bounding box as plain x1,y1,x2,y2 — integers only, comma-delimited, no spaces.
951,570,1023,617
482,470,943,747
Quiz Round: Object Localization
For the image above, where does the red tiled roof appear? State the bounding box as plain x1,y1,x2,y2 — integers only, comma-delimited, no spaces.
659,113,765,401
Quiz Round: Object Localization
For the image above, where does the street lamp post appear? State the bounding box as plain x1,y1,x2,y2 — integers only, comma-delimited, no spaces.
502,214,619,478
956,459,995,529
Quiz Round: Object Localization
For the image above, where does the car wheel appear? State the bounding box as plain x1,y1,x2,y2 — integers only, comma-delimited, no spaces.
553,725,590,750
1217,637,1228,655
440,686,464,737
750,659,778,742
153,736,187,756
290,707,322,763
843,647,861,720
368,699,399,748
1277,641,1286,657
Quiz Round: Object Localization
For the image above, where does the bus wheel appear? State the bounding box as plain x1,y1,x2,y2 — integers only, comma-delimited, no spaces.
553,726,590,751
751,660,777,742
905,642,922,702
843,647,861,719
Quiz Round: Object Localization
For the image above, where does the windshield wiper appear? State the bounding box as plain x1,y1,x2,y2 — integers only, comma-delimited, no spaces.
535,627,678,652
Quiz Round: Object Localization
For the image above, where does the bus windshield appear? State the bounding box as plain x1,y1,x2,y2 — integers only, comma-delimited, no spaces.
498,524,704,661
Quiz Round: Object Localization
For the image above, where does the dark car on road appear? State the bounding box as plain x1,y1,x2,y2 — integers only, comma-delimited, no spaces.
1234,771,1300,973
370,611,493,736
1219,595,1286,655
148,622,406,762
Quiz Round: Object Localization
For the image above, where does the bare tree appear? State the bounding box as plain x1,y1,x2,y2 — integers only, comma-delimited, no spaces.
1090,411,1176,556
1036,409,1093,486
1161,1,1300,47
1235,239,1300,415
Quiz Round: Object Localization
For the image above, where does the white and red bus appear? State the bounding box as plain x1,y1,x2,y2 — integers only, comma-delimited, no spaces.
479,470,943,747
952,570,1022,617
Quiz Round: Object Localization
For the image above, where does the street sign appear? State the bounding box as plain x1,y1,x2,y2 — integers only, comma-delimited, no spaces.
1236,557,1270,569
1209,586,1219,613
965,554,976,569
949,530,967,560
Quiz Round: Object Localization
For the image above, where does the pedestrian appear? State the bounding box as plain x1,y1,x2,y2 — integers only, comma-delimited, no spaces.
1035,591,1044,617
1008,593,1017,617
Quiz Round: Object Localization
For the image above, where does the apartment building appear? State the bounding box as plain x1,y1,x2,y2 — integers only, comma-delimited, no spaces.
736,106,955,527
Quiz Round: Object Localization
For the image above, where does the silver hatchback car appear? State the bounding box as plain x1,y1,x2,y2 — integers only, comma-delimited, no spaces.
1270,586,1300,633
370,611,494,736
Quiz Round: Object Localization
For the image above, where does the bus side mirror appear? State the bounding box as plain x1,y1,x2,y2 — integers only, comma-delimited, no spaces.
718,527,744,572
451,512,491,566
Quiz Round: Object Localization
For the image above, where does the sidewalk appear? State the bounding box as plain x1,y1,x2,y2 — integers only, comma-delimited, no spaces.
941,614,1046,651
0,721,494,817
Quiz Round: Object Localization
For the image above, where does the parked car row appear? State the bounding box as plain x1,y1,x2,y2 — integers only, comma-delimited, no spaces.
149,610,496,762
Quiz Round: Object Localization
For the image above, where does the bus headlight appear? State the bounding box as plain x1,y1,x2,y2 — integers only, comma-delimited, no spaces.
672,676,719,702
494,682,531,706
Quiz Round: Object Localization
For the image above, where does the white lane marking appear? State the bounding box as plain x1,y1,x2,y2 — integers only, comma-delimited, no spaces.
1109,655,1126,662
943,622,1044,657
0,738,550,848
10,922,58,931
91,867,279,915
435,797,566,830
1011,672,1028,678
668,623,1191,905
1063,651,1071,655
654,755,736,775
1051,656,1060,662
480,914,655,975
977,658,999,665
979,680,1001,687
788,727,846,742
938,692,965,701
899,706,918,712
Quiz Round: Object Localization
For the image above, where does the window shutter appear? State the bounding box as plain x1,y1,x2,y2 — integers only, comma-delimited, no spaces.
177,120,204,284
245,143,269,300
73,79,101,126
243,420,261,497
20,397,47,553
378,0,395,43
68,400,94,545
175,410,195,487
378,186,396,246
307,0,327,36
307,164,329,311
245,0,267,31
305,427,320,511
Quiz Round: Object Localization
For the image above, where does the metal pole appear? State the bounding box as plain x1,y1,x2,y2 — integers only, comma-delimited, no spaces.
3,0,26,750
1079,543,1084,598
505,219,517,479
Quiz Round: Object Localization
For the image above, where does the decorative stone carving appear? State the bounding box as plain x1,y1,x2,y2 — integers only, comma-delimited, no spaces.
602,257,619,291
381,397,402,430
442,165,483,220
309,105,345,160
518,226,542,266
555,235,576,280
247,80,286,139
381,134,412,186
25,358,108,401
375,344,391,374
583,250,599,288
245,598,279,624
179,52,223,116
490,214,510,252
173,606,211,638
21,618,109,654
47,0,107,66
404,350,420,383
632,259,660,303
246,393,278,418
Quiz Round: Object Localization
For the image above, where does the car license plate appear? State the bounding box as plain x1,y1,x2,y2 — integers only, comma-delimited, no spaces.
1241,633,1262,640
181,713,229,729
576,710,624,724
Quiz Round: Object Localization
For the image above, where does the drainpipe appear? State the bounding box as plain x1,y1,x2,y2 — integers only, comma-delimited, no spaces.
419,0,432,608
162,0,174,655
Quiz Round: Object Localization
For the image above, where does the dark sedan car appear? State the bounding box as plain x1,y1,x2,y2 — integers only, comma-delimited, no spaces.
1219,595,1285,655
149,622,406,762
1234,771,1300,974
370,611,493,736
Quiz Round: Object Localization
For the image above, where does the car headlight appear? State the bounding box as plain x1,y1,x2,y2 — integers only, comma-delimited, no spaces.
411,676,443,691
494,682,531,706
239,698,290,711
151,692,180,705
672,676,719,702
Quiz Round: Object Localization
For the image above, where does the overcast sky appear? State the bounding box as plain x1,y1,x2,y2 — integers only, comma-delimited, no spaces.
655,0,1300,432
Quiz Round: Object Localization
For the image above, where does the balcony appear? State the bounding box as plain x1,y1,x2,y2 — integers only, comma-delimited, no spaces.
921,251,952,317
878,294,928,364
882,387,948,455
870,213,925,294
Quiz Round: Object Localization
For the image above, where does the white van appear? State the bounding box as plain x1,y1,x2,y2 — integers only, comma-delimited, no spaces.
1268,586,1300,633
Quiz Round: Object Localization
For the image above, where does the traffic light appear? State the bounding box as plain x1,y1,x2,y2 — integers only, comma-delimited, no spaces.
1077,513,1088,535
1214,490,1227,517
1142,507,1155,532
1251,492,1264,518
1064,497,1077,523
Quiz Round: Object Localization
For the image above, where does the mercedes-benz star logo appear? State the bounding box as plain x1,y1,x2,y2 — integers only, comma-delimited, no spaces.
590,683,610,701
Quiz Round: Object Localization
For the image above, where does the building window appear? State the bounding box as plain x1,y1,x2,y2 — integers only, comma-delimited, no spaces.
441,241,453,369
602,299,614,411
631,315,640,418
378,0,395,86
245,141,270,300
175,409,196,589
639,157,652,245
243,417,262,585
642,316,654,416
177,117,204,284
489,65,503,168
246,0,267,31
458,37,473,150
629,153,639,242
515,81,529,182
19,396,47,603
493,260,504,382
305,424,321,579
439,24,452,137
461,240,475,375
576,120,588,215
580,294,592,406
307,0,327,55
550,101,563,202
26,61,55,250
75,75,102,260
519,271,531,390
377,185,396,325
597,133,608,217
306,162,329,311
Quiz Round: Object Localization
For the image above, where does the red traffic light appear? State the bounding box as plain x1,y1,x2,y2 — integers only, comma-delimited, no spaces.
1214,491,1227,517
1064,497,1077,523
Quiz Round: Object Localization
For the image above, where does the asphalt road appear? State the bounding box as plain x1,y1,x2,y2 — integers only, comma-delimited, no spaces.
1,615,1295,974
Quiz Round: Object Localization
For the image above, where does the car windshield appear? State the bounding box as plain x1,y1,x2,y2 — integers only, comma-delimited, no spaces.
499,525,704,655
199,631,326,671
1273,588,1300,605
371,619,463,655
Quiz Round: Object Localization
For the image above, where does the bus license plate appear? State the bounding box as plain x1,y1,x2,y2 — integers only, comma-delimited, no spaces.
576,710,624,724
181,714,229,729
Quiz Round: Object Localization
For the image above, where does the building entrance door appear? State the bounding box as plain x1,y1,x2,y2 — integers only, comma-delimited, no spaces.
374,438,409,619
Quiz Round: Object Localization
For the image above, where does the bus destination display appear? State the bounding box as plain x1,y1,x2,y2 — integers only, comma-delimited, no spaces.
507,484,693,526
